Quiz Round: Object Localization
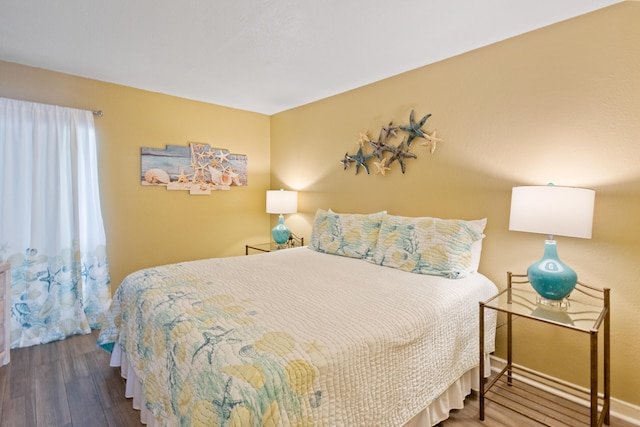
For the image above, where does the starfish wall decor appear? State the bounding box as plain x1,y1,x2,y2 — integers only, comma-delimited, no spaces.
340,110,443,175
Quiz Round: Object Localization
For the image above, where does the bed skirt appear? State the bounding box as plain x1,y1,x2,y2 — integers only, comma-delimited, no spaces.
109,343,491,427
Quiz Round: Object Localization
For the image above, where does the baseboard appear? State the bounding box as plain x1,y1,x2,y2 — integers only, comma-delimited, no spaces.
489,356,640,426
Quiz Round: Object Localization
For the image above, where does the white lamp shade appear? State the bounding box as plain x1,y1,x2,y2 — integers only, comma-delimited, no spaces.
509,185,595,239
266,189,298,214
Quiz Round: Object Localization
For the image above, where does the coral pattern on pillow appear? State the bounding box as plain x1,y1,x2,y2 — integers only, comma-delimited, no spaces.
309,209,386,261
373,215,485,278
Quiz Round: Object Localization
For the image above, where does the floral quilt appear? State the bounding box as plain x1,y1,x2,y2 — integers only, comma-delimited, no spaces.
97,248,497,426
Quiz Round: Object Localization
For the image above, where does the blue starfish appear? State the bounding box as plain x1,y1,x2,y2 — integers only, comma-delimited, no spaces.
399,110,432,146
387,138,417,174
37,268,57,292
213,377,245,421
192,326,238,364
154,291,197,310
349,146,373,175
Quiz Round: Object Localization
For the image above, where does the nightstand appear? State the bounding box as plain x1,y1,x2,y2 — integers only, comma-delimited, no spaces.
0,263,10,366
479,272,610,427
245,236,304,255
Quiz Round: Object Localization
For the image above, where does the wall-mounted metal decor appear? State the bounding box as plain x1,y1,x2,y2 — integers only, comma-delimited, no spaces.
141,142,247,195
340,110,443,175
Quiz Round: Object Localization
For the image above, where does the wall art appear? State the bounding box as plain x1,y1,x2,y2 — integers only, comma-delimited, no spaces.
141,142,247,194
340,110,443,175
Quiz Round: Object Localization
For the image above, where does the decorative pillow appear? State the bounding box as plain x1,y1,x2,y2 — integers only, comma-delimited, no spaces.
309,208,330,250
309,209,386,260
372,215,486,278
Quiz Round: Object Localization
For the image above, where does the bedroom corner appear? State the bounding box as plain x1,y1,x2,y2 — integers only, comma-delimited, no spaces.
0,1,638,424
270,1,640,420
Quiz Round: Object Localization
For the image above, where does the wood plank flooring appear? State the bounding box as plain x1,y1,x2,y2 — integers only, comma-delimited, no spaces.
0,331,635,426
0,330,142,427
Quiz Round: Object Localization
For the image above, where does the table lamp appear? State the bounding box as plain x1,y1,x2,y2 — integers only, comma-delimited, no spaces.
509,184,595,306
266,189,298,245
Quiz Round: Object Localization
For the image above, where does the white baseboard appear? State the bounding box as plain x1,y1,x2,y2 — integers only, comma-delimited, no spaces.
489,356,640,426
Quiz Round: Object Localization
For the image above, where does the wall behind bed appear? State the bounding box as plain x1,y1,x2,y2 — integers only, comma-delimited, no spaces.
0,60,272,290
271,1,640,415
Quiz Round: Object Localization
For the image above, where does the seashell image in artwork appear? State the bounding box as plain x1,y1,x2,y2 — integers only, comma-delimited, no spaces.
209,167,222,184
144,168,171,184
220,172,232,186
209,167,232,186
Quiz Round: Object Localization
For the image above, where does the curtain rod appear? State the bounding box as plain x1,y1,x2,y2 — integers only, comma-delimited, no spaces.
1,97,103,117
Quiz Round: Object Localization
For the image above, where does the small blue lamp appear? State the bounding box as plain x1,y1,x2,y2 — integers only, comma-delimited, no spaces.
509,184,595,307
266,189,298,245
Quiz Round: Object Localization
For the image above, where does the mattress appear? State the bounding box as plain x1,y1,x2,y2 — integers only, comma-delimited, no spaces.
97,247,498,426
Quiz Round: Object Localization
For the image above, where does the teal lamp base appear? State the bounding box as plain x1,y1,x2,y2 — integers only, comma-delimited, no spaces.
527,240,577,308
271,214,291,245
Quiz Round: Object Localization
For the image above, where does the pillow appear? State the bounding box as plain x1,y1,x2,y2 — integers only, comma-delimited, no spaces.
309,209,386,260
372,215,486,278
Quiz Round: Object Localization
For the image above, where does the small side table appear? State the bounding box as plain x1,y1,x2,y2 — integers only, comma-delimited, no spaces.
479,272,610,427
246,236,304,255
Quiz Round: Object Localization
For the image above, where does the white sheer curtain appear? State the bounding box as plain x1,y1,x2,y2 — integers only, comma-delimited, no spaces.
0,97,111,348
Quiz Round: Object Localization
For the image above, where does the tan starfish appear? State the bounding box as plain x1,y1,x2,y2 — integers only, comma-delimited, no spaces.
357,131,370,147
421,129,443,154
176,169,191,183
373,157,391,176
216,151,230,163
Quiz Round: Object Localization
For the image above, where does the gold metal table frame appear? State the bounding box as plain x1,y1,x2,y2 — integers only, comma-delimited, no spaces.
479,272,610,427
245,236,304,255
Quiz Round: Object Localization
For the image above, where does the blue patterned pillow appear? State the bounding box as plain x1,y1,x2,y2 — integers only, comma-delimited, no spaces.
309,209,386,260
372,215,485,278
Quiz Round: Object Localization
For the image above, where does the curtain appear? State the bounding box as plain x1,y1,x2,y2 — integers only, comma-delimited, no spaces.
0,97,111,348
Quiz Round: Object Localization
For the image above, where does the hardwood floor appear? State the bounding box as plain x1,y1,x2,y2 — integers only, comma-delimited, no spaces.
439,382,635,427
0,330,142,427
0,331,635,426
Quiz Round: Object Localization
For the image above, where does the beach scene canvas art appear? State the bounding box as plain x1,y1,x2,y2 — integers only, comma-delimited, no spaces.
141,142,247,194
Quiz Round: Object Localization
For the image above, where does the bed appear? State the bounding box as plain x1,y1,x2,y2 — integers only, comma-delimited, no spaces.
97,211,498,426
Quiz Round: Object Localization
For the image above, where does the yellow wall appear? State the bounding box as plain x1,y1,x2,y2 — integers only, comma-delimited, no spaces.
271,2,640,409
0,60,272,288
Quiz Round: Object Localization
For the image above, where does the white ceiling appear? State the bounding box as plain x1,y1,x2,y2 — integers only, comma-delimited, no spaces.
0,0,621,115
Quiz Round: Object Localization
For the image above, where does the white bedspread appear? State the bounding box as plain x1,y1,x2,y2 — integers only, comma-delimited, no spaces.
98,247,497,426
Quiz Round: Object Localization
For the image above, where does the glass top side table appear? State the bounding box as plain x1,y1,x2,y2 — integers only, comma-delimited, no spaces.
245,236,304,255
479,272,610,427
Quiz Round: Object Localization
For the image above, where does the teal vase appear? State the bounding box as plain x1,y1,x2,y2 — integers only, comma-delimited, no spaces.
527,240,577,301
271,214,291,244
